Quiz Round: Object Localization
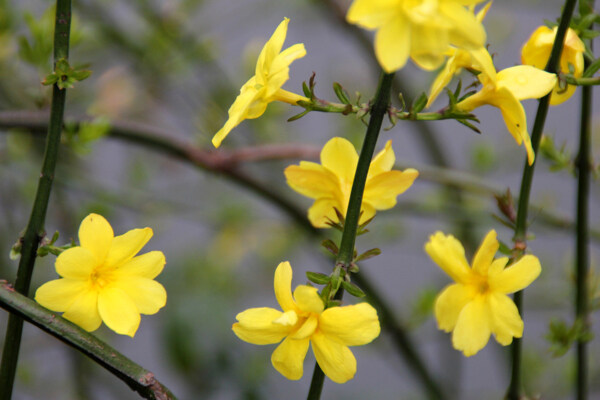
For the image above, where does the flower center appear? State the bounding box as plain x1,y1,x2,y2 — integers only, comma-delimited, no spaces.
90,268,111,289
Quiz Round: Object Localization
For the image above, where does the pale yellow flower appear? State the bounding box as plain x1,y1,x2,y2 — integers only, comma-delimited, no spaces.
212,18,307,148
35,214,167,337
346,0,487,72
456,64,557,165
425,230,541,356
521,26,585,105
232,261,380,383
284,137,418,228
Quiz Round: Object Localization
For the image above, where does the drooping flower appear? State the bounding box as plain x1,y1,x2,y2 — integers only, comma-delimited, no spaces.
455,63,557,165
212,18,308,148
284,137,418,228
346,0,487,72
521,26,585,105
426,2,495,107
425,230,541,356
232,261,380,383
35,214,167,337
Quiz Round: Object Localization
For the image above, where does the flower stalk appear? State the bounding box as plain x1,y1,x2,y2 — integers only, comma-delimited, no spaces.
0,0,71,397
506,0,578,398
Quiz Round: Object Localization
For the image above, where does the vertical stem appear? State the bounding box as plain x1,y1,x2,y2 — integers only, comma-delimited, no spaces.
506,1,577,399
575,2,593,397
0,1,71,398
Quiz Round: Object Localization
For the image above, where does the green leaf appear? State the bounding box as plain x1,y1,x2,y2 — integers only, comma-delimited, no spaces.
306,271,330,285
341,281,366,298
411,92,428,114
333,82,351,104
355,248,381,262
321,239,339,256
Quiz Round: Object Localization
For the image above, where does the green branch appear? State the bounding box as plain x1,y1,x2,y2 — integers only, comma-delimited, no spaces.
506,0,578,398
0,1,71,397
0,281,176,400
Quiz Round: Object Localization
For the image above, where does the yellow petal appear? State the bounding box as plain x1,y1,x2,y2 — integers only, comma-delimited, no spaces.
494,89,535,165
307,197,341,228
521,26,554,69
111,277,166,315
374,13,411,72
55,247,96,279
274,261,297,312
290,313,318,340
368,140,395,176
410,22,448,71
98,287,140,337
104,227,152,269
469,46,497,81
452,297,491,356
426,50,462,108
425,231,471,283
490,254,541,294
233,307,290,345
487,256,509,278
364,169,418,209
115,251,166,279
273,310,298,327
284,163,340,200
346,0,397,30
357,203,377,225
434,283,473,332
293,285,324,314
442,2,486,50
319,303,380,346
320,137,358,185
265,43,306,99
271,336,310,380
255,18,289,81
487,292,523,345
62,289,102,332
78,213,113,264
35,279,88,312
311,331,357,383
471,230,498,275
497,65,557,100
212,81,260,148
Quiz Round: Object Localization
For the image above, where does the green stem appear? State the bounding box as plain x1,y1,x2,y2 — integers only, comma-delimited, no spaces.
563,74,600,86
0,281,176,400
575,4,594,397
506,1,578,398
0,1,71,397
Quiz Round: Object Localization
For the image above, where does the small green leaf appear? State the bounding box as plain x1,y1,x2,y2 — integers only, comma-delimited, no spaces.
411,92,428,114
355,248,381,262
341,281,366,298
306,271,330,285
321,239,339,256
333,82,351,104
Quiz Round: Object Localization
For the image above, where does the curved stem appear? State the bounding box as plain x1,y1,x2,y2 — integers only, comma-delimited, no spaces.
0,281,176,400
506,1,578,398
0,1,71,397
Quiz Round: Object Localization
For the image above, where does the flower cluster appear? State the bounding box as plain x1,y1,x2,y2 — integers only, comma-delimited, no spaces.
35,214,167,337
285,137,418,228
232,262,380,383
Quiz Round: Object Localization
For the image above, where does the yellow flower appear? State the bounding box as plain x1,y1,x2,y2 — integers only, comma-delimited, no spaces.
232,261,380,383
346,0,487,72
455,63,557,165
35,214,167,337
521,26,585,105
425,230,541,356
212,18,307,148
284,137,418,228
426,2,494,107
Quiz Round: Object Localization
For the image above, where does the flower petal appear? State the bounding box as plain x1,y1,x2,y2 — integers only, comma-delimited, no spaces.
62,289,102,332
78,213,113,264
497,65,557,100
233,307,290,344
255,18,289,82
290,313,318,340
35,279,88,312
494,88,535,165
443,2,486,50
312,331,357,383
490,255,541,294
111,276,166,315
307,198,341,228
471,230,498,275
452,297,491,356
97,287,141,337
364,168,418,209
346,0,396,30
319,303,380,346
265,43,306,99
271,336,310,380
212,80,260,148
487,292,523,345
55,247,96,279
434,283,473,332
368,140,395,176
114,251,166,279
104,227,153,269
425,232,471,283
320,137,358,185
410,22,448,71
274,261,297,312
374,13,411,72
293,285,324,314
284,163,340,200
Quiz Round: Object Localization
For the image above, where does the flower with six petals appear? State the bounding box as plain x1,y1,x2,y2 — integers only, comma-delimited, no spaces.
232,261,380,383
521,25,585,105
212,18,308,148
284,137,418,228
425,230,541,356
455,62,557,165
346,0,487,72
35,213,167,337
